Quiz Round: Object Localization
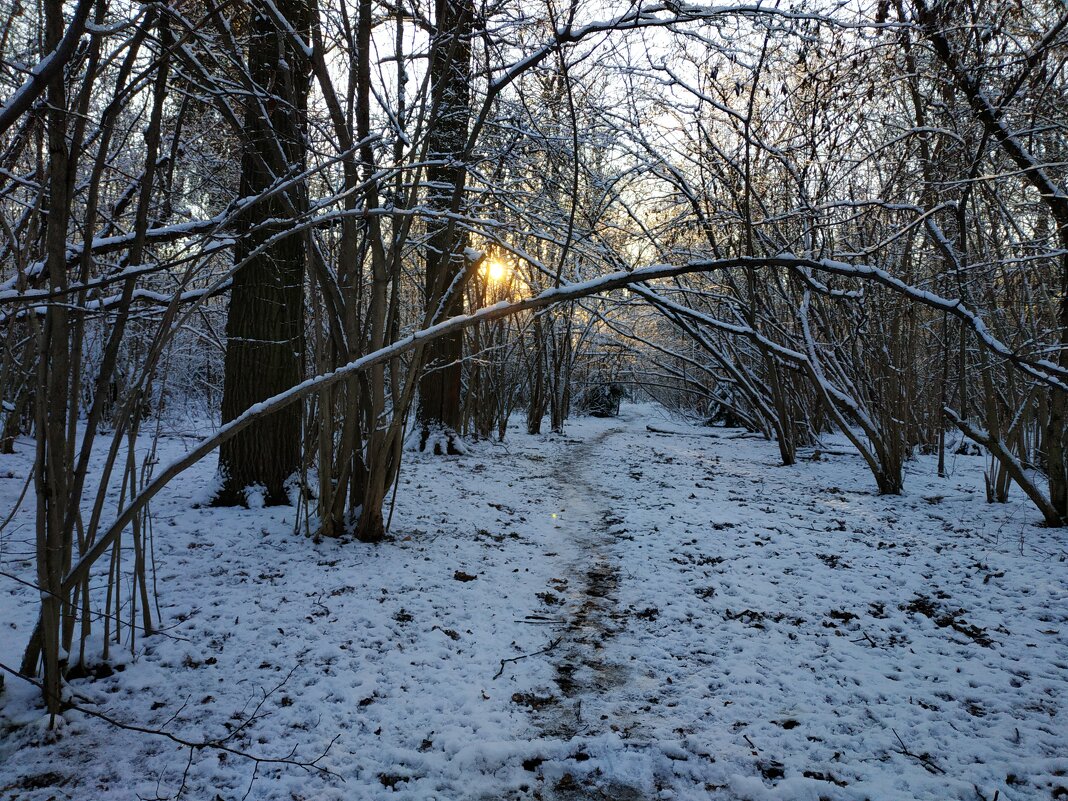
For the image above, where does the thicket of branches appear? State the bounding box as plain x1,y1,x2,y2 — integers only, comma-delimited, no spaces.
1,0,1065,717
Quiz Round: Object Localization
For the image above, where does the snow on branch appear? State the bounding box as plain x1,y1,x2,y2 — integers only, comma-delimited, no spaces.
61,253,1066,593
0,0,98,136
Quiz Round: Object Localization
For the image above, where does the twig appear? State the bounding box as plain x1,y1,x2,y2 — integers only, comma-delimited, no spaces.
242,762,260,801
0,661,341,779
0,467,32,536
850,631,881,648
891,727,945,774
494,638,561,679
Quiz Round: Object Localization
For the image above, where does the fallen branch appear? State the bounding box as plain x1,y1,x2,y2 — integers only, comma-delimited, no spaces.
796,448,858,458
850,631,881,648
891,727,945,774
645,425,722,437
494,638,561,679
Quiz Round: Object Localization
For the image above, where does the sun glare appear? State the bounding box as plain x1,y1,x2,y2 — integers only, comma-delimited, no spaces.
485,259,508,283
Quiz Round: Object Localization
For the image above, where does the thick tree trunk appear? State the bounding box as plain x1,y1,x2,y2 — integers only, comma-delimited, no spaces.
217,0,310,505
417,0,473,451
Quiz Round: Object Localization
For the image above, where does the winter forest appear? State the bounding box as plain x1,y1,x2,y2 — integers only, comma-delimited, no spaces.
0,0,1066,797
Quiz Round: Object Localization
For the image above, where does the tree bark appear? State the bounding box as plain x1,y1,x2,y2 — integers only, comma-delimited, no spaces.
217,0,311,505
417,0,474,451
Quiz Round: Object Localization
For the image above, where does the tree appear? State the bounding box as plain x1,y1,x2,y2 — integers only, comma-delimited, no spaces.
417,0,475,453
7,0,1068,722
216,0,312,505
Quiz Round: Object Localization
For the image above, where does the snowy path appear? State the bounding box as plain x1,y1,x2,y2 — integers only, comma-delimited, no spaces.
525,416,687,800
1,404,1067,801
541,424,630,740
502,410,1068,800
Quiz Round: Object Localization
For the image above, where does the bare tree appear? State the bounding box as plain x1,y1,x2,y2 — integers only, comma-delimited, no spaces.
216,0,312,505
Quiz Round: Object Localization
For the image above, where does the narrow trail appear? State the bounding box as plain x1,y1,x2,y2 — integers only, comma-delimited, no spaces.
545,425,627,737
532,418,654,800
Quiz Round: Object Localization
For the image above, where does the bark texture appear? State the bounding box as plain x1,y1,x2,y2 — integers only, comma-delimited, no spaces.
218,0,311,505
417,0,473,449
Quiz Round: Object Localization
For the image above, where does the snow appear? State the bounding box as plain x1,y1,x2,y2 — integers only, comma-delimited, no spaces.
1,404,1067,800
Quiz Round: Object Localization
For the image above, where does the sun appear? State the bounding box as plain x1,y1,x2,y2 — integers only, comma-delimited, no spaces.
485,259,508,283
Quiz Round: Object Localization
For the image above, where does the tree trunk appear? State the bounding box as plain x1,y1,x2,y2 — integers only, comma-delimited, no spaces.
25,0,75,715
417,0,473,452
217,0,310,505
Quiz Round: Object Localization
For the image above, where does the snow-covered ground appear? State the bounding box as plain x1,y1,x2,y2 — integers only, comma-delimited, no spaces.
1,404,1066,800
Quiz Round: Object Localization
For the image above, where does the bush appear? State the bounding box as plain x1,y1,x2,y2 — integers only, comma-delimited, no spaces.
580,383,625,417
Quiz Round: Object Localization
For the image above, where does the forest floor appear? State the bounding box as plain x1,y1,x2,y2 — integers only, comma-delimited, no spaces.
1,404,1067,800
